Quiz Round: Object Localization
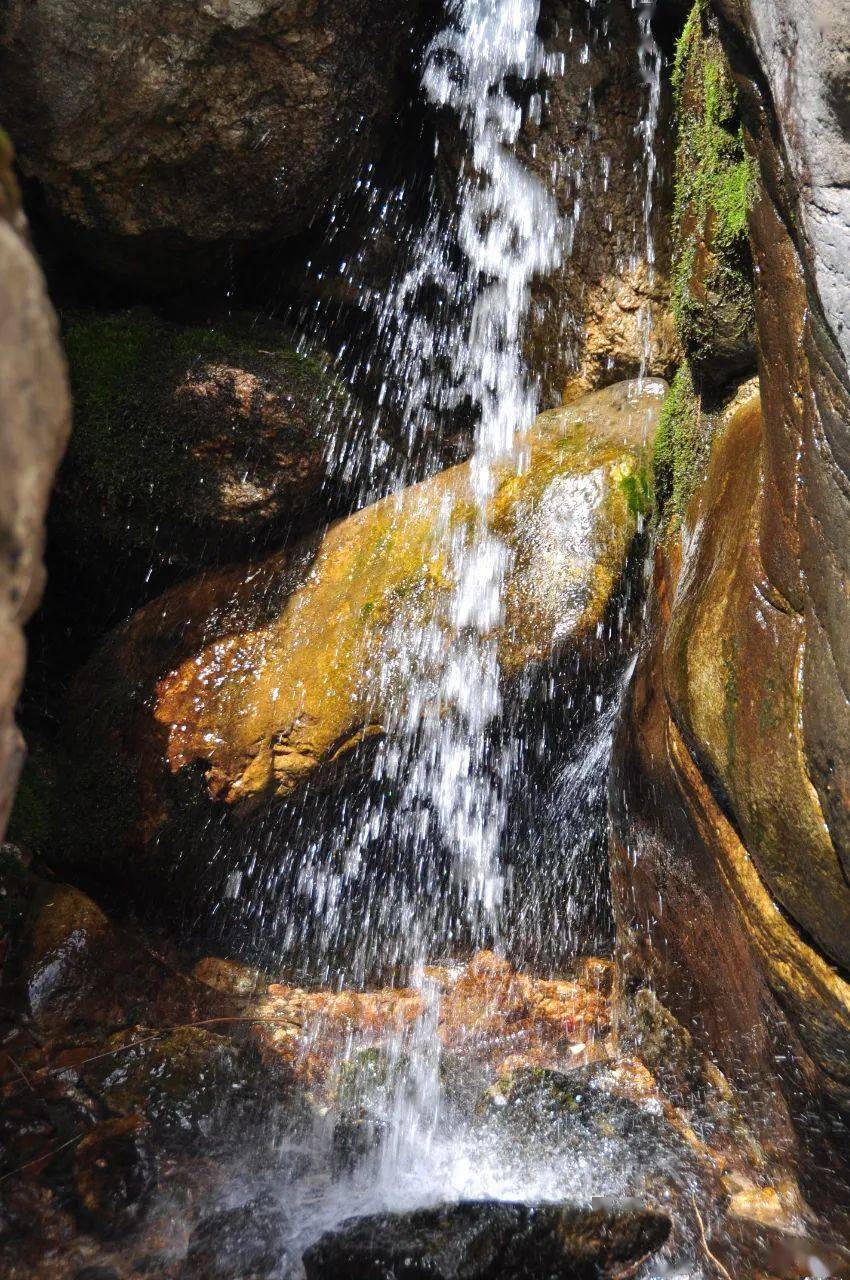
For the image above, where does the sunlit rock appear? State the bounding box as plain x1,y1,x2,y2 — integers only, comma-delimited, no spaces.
67,379,662,883
56,309,371,572
611,388,850,1183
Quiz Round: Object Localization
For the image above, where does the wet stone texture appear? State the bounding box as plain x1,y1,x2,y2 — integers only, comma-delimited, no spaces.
610,0,850,1238
62,379,661,904
302,1200,672,1280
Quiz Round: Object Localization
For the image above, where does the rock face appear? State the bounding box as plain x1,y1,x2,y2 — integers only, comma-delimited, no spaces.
669,3,756,382
57,309,368,570
610,0,850,1198
519,0,679,400
0,0,424,282
0,131,70,839
611,392,850,1183
714,0,850,368
65,379,660,887
302,1200,672,1280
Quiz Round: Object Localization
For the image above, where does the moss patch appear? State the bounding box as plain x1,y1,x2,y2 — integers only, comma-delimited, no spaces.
59,308,342,564
652,363,708,520
670,1,757,371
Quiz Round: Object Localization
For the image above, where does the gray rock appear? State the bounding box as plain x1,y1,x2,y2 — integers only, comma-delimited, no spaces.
0,0,425,282
714,0,850,366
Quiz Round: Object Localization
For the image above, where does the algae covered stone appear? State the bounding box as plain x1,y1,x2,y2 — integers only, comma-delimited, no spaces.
57,309,365,570
669,1,756,381
67,379,662,882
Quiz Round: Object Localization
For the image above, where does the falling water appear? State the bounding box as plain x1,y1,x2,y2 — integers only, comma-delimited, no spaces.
199,2,709,1270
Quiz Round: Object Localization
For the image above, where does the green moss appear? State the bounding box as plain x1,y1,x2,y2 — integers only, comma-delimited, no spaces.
620,464,651,520
670,2,757,366
59,309,341,562
652,363,709,520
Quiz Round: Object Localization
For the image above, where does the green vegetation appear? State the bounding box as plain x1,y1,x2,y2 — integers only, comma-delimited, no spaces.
652,364,705,520
670,0,757,367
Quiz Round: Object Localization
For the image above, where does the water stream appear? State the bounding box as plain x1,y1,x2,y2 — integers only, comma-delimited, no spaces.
216,2,708,1273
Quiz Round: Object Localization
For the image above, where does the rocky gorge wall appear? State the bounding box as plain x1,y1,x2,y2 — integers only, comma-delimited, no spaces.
610,0,850,1217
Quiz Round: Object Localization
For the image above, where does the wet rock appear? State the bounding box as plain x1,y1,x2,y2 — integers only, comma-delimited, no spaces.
610,390,850,1189
669,4,756,382
66,379,662,891
56,310,373,574
80,1027,264,1151
302,1199,672,1280
0,1,426,285
72,1116,156,1239
18,880,234,1033
330,1110,386,1178
192,957,269,999
180,1194,289,1280
516,1,679,399
0,127,70,838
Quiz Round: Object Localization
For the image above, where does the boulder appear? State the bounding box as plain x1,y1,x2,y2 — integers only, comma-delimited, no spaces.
0,0,425,283
180,1195,289,1280
56,309,372,570
18,879,236,1032
65,379,662,889
72,1117,156,1239
302,1200,672,1280
0,129,70,837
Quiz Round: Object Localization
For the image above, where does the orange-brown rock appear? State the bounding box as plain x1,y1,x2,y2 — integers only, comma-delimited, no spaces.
250,951,612,1098
65,379,661,891
611,387,850,1208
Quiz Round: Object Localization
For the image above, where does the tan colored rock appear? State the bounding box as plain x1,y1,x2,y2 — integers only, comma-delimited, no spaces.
67,378,662,878
518,1,679,401
0,129,70,838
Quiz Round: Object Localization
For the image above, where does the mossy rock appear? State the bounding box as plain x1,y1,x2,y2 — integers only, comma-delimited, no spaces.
670,1,757,381
57,309,368,570
65,379,663,891
652,362,707,519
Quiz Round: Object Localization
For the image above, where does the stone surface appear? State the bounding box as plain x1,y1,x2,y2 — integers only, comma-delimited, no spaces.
72,1117,156,1239
519,1,679,400
56,309,367,570
18,879,235,1034
611,392,850,1198
0,130,70,839
66,379,662,886
611,0,850,1210
180,1195,288,1280
713,0,850,367
669,3,756,381
0,0,425,283
302,1200,672,1280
